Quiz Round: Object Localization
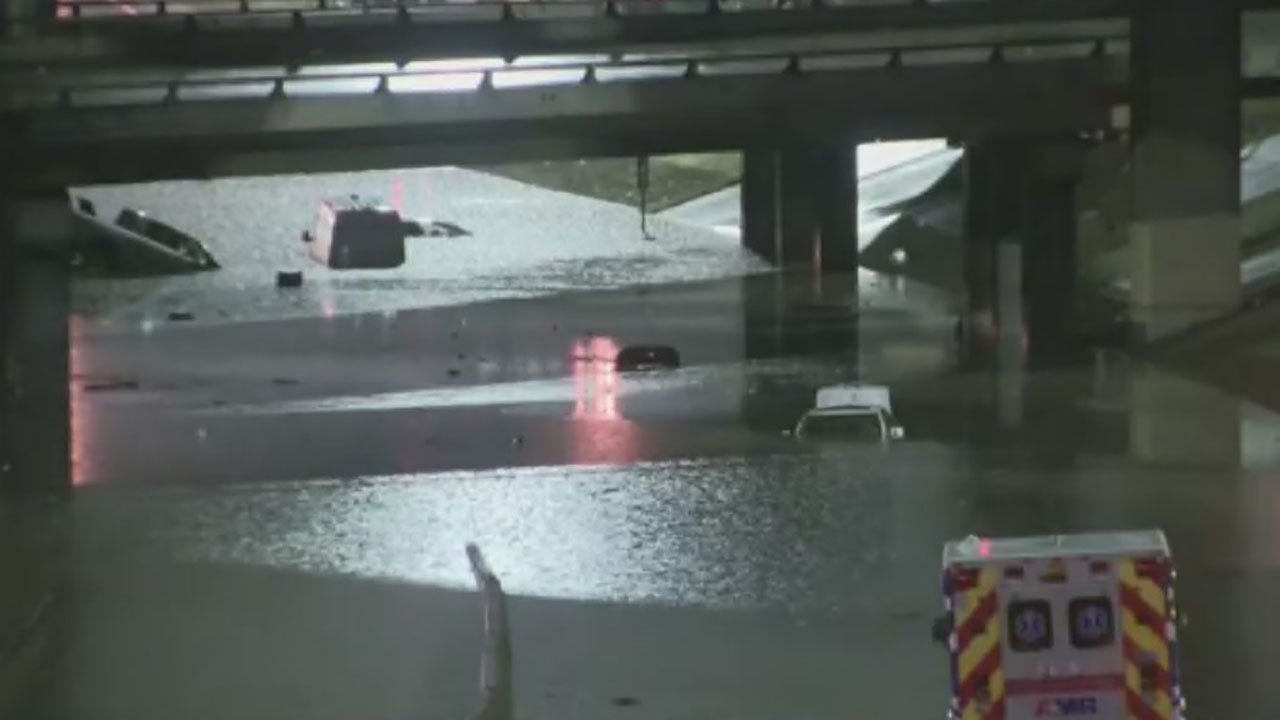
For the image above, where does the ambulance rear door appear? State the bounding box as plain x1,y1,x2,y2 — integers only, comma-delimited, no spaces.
998,556,1125,720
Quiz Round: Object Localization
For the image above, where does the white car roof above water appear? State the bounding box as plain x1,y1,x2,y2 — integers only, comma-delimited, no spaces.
805,405,883,417
815,384,892,412
943,530,1170,566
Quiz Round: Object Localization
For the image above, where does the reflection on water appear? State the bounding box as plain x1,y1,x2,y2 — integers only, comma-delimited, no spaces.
571,336,621,421
69,316,96,488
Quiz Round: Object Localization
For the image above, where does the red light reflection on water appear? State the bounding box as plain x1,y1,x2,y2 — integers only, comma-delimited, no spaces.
569,336,639,465
69,316,96,487
391,175,405,214
571,336,621,421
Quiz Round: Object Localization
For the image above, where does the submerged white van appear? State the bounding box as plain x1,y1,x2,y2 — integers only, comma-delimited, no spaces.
794,383,904,442
303,196,406,269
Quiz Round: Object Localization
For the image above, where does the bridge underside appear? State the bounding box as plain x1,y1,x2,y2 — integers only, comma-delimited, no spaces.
2,57,1120,188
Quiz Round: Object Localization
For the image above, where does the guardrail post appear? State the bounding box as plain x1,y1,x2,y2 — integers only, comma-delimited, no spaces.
465,544,512,720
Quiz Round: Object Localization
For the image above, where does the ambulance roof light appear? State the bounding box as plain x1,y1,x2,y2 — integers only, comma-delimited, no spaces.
978,538,992,557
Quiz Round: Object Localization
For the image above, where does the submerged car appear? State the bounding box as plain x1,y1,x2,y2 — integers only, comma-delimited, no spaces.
793,383,904,442
70,197,220,274
115,208,220,270
615,344,680,372
303,196,406,269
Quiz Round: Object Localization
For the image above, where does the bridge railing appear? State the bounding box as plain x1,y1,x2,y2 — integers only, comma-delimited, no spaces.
1,33,1127,111
40,0,1044,22
24,0,1128,26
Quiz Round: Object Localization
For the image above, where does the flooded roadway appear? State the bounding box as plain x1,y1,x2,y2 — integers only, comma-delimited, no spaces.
6,170,1280,720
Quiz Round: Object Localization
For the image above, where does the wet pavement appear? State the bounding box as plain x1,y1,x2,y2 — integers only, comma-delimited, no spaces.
4,169,1280,720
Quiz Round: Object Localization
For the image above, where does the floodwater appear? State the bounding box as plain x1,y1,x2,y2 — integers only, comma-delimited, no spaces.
4,167,1280,720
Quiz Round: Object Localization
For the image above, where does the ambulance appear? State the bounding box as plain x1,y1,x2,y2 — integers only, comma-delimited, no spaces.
937,531,1185,720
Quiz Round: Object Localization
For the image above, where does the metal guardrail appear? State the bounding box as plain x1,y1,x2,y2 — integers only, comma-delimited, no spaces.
0,34,1127,111
1,0,1134,72
34,0,1120,23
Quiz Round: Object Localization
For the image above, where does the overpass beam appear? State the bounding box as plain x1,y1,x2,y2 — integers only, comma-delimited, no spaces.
1,192,73,498
1129,0,1242,339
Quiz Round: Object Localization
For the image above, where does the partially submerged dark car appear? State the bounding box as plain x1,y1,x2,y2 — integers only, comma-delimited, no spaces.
614,344,680,372
71,197,220,274
115,208,220,270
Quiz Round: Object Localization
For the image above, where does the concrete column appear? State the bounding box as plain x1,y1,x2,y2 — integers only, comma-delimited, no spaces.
815,143,858,276
740,150,781,264
1020,174,1079,366
779,148,819,268
1130,0,1242,339
1,192,74,497
962,140,1028,354
2,0,57,33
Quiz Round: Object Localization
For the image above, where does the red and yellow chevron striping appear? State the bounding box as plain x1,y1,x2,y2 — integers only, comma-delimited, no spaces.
1119,559,1175,720
955,567,1004,720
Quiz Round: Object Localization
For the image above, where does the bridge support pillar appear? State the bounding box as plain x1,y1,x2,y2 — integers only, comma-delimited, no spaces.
742,142,858,279
962,140,1026,359
963,138,1085,367
1129,0,1241,340
2,0,57,34
814,142,858,277
1,192,73,498
1020,150,1081,367
741,150,781,264
779,148,819,268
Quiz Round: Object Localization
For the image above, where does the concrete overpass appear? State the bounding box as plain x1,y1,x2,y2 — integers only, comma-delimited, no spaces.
0,0,1150,70
1,41,1125,186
